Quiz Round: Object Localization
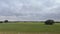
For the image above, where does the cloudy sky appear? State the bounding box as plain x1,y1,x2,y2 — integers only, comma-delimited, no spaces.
0,0,60,21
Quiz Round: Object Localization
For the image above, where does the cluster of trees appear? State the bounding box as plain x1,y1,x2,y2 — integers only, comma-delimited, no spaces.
0,20,8,23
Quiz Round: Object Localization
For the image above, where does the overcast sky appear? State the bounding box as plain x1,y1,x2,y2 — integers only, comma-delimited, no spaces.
0,0,60,21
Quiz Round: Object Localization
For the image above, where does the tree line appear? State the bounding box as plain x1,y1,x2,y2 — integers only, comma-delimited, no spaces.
0,19,60,25
0,20,8,23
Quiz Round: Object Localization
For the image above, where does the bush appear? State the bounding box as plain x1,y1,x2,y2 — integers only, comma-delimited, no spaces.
55,21,60,23
45,20,55,25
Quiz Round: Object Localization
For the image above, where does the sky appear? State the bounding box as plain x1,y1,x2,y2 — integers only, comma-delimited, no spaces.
0,0,60,21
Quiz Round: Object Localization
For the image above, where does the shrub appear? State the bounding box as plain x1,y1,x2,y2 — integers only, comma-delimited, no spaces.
45,20,55,25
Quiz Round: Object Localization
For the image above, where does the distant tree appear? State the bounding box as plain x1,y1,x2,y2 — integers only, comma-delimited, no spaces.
4,20,8,23
0,21,3,23
45,19,55,25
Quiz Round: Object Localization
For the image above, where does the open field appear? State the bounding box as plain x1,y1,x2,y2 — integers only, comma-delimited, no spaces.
0,22,60,34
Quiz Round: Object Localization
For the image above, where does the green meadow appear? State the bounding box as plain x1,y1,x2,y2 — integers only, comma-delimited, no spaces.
0,22,60,34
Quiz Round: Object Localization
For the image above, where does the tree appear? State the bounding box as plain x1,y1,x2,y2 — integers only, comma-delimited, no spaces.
4,20,8,23
45,19,55,25
0,21,3,23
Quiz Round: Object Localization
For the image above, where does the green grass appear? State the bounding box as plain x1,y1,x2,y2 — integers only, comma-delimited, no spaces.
0,23,60,32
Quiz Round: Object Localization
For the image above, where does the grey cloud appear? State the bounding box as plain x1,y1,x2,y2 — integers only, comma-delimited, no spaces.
0,0,60,21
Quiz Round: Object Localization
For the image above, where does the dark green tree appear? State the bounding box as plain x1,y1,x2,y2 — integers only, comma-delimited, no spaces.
4,20,8,23
45,19,55,25
0,21,3,23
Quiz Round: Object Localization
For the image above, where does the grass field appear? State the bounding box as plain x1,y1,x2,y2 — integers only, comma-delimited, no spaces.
0,22,60,34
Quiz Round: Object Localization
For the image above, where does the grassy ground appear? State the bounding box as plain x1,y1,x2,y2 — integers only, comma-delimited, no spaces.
0,23,60,34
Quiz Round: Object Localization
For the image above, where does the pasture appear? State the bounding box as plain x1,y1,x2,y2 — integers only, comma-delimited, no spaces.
0,22,60,34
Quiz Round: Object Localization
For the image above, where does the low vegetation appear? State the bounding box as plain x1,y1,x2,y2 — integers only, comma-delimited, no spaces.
0,23,60,32
0,21,60,34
